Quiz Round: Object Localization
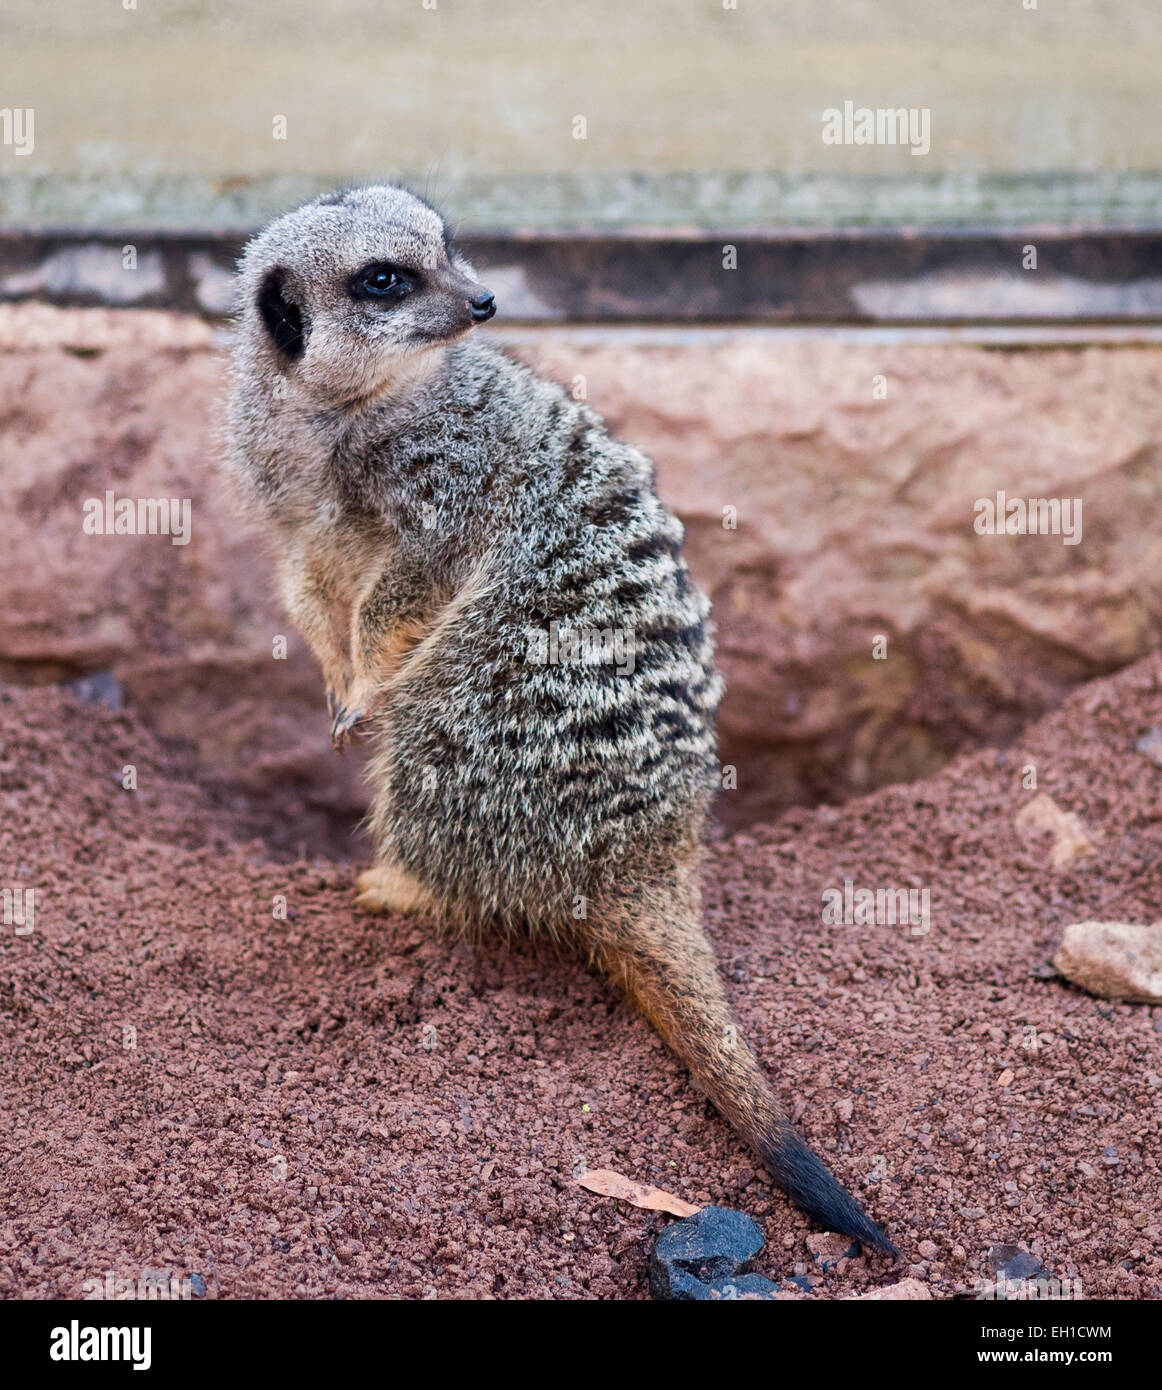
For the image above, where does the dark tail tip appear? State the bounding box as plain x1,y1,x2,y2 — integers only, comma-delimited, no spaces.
762,1130,899,1257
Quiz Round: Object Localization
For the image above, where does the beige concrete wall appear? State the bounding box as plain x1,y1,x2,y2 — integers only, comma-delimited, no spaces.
2,1,1161,228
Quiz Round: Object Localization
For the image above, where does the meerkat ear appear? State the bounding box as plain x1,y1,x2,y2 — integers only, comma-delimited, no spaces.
257,270,307,360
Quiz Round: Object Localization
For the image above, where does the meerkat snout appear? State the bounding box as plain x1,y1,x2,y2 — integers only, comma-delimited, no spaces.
468,290,496,323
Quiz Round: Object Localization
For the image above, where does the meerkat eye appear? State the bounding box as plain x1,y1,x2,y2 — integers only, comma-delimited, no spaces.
363,267,398,293
349,262,415,302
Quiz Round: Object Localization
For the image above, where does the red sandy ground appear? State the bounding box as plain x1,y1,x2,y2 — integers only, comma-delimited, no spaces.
1,655,1160,1299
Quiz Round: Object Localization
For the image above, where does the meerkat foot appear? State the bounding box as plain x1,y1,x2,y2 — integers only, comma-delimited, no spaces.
355,862,437,917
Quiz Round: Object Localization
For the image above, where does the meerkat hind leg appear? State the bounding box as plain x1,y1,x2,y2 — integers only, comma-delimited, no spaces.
355,861,438,917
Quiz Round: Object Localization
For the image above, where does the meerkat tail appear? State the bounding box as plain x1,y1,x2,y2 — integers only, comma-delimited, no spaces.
589,908,898,1256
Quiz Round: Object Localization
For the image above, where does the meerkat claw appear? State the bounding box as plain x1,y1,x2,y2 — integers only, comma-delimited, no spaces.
330,704,366,750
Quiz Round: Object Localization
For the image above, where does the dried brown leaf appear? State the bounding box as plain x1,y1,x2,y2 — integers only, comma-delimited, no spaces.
575,1168,702,1218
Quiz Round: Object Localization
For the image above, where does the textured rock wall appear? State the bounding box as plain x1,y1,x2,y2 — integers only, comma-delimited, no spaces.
2,305,1160,840
525,334,1162,824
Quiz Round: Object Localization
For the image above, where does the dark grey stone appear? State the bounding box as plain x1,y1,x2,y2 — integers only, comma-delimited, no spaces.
677,1273,781,1301
987,1243,1049,1281
63,669,123,709
649,1205,766,1301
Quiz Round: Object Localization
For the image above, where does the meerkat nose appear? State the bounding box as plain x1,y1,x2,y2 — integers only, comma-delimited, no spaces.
468,290,496,323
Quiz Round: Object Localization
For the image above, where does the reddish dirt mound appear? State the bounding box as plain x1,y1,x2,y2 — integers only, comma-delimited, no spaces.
1,654,1160,1299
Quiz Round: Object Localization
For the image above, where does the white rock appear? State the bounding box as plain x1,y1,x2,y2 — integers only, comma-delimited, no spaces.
1015,794,1097,869
851,1278,932,1301
1053,921,1162,1004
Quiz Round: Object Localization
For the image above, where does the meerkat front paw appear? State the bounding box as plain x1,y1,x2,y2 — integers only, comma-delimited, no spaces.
329,680,384,750
330,700,369,750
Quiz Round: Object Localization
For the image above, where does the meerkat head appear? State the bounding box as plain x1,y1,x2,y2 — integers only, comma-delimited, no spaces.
237,184,496,405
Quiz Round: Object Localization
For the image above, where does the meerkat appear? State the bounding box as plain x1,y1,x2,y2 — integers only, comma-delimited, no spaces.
224,184,897,1256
